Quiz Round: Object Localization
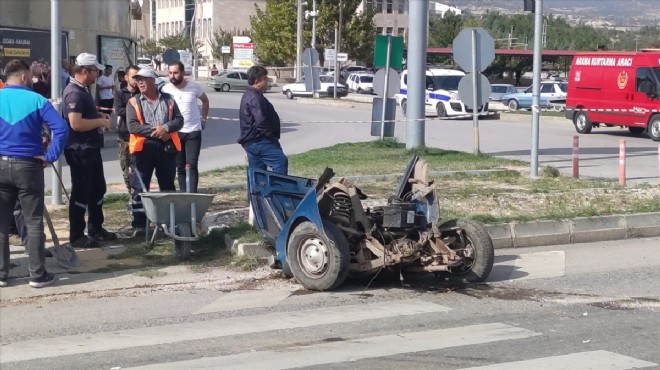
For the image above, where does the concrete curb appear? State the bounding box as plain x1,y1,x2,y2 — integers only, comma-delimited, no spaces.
221,209,660,256
485,212,660,248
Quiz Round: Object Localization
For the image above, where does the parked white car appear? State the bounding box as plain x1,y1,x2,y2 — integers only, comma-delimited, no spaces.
282,75,349,99
346,73,374,94
137,57,153,69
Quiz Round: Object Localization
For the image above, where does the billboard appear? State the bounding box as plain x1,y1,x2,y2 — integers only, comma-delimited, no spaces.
0,27,68,68
97,35,136,73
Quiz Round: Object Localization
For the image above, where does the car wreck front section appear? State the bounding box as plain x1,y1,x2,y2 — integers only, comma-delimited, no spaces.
248,156,494,291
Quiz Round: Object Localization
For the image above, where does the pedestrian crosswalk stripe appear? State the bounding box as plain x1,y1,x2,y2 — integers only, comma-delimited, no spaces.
456,350,657,370
0,299,451,364
193,289,295,314
124,323,540,370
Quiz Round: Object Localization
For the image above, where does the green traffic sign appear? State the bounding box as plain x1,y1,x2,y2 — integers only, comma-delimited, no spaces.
373,35,404,69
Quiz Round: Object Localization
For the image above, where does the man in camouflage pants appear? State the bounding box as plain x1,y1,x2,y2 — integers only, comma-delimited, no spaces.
113,65,140,193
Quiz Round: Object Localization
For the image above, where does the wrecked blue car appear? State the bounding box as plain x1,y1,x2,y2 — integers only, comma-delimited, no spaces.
248,156,495,291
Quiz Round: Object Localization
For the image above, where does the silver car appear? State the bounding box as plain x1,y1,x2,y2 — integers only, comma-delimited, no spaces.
489,84,517,101
207,71,272,92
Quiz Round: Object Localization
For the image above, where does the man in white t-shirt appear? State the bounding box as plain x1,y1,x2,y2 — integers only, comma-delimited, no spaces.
96,64,115,114
161,61,210,193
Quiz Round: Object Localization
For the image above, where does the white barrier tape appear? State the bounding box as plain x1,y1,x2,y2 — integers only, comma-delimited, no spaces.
206,112,499,124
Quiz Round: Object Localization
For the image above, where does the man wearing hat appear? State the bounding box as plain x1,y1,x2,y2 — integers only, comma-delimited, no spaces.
61,53,115,249
125,68,183,235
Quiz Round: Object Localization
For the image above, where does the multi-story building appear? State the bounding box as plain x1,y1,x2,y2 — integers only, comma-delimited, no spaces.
136,0,265,62
359,1,462,39
1,0,135,72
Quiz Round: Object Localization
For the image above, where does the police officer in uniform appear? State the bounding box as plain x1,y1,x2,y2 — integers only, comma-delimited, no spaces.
62,53,116,248
125,68,183,235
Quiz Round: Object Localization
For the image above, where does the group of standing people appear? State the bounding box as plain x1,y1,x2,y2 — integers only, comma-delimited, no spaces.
1,54,285,288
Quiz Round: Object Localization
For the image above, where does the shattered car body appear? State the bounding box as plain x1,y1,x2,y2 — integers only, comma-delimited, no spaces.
248,156,495,291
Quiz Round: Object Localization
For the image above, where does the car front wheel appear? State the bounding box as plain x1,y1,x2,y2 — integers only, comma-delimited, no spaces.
507,99,519,111
574,111,592,134
285,90,294,99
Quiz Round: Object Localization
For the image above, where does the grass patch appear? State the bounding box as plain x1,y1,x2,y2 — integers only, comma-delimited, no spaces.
231,252,264,271
201,140,524,183
226,222,262,244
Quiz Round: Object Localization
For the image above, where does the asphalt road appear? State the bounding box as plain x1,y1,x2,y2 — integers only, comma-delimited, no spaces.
1,237,658,369
44,85,660,190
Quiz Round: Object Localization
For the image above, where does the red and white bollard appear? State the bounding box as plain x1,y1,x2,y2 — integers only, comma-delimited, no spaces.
619,139,626,187
572,135,579,179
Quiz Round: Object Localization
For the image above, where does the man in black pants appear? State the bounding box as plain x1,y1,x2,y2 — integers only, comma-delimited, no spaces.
113,65,140,194
126,68,184,235
62,53,115,249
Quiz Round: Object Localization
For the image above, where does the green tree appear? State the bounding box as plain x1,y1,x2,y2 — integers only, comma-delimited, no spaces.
250,0,375,66
159,34,191,50
250,0,297,66
141,39,162,58
428,11,464,48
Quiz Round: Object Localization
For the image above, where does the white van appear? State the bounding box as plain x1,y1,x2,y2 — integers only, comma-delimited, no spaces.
395,68,488,117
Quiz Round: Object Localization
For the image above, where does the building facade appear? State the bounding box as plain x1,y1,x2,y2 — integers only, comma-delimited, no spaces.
0,0,135,72
136,0,265,62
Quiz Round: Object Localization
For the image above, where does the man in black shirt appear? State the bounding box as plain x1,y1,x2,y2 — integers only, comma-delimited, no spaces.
113,65,140,194
62,53,115,248
238,66,288,175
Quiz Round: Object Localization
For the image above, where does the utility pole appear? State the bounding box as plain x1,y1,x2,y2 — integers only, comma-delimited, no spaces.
296,0,303,80
337,0,343,54
311,0,317,49
406,0,428,149
51,0,63,205
530,0,543,177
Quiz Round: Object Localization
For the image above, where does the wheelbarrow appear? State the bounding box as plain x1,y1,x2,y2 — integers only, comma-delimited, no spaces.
137,166,214,259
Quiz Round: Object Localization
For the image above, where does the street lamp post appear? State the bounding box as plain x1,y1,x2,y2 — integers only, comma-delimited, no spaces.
296,0,303,80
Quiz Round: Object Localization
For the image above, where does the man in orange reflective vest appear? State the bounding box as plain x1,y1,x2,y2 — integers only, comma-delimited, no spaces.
125,68,183,235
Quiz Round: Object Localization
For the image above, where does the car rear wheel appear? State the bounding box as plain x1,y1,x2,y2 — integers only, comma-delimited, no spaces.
221,84,230,92
401,99,407,117
285,90,294,99
507,99,519,111
574,111,592,134
648,116,660,141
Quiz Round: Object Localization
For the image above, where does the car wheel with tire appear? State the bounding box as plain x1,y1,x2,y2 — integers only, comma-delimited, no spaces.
401,99,407,117
648,116,660,141
287,220,350,291
435,219,494,283
507,99,519,111
221,84,230,92
574,111,592,134
436,102,447,118
285,90,294,99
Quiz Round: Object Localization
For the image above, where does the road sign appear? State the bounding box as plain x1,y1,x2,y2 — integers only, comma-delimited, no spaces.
302,48,320,93
373,68,400,98
452,27,495,73
373,35,404,69
161,48,180,64
221,46,231,54
336,53,348,62
371,98,396,137
324,48,336,61
458,73,490,109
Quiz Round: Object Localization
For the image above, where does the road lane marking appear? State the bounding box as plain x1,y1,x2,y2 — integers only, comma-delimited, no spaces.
0,299,450,363
456,350,657,370
193,289,295,314
125,323,540,370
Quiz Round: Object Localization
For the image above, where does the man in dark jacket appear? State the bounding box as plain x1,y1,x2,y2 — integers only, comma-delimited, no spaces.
113,65,139,194
238,65,287,175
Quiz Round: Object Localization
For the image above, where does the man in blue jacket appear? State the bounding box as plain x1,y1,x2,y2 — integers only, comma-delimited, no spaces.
238,66,288,175
0,60,68,288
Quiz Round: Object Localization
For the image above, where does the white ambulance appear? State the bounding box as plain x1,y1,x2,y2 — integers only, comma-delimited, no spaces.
394,68,489,117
